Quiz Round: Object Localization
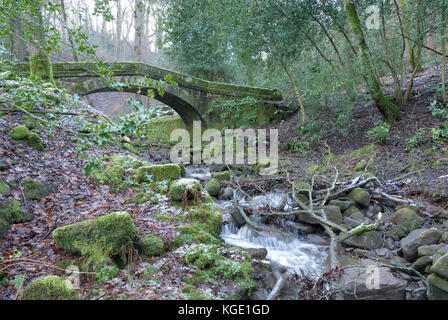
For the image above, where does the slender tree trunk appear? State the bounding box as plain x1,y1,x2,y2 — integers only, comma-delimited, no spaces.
442,2,447,102
115,0,122,59
400,0,415,71
60,0,78,62
28,0,55,85
343,0,400,122
282,62,306,126
133,0,144,61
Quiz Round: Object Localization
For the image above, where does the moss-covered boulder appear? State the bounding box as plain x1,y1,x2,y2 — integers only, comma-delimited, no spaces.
53,212,137,261
343,231,383,250
390,208,423,234
137,164,181,183
411,256,433,273
329,199,354,211
348,188,371,208
401,228,443,261
22,179,54,201
26,132,45,151
171,224,220,249
8,125,29,140
0,199,24,224
20,276,79,300
185,244,219,269
427,273,448,300
139,234,165,259
431,254,448,279
205,178,221,197
0,179,11,196
296,205,342,225
169,178,202,202
211,171,230,181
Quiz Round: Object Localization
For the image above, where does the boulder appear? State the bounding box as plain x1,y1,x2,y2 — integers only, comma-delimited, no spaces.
329,198,354,211
426,273,448,300
169,178,202,201
401,228,443,261
411,256,433,273
205,178,221,197
244,248,268,260
431,254,448,279
53,212,137,260
338,259,407,300
0,199,31,237
211,171,230,181
229,206,246,227
348,188,371,208
22,179,55,201
390,208,422,234
343,231,383,250
295,205,342,225
137,164,181,183
139,234,165,259
418,244,445,257
21,276,79,300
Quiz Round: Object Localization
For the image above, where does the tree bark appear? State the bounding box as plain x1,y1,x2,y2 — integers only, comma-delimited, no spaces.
442,2,447,102
343,0,401,122
133,0,144,61
60,0,78,62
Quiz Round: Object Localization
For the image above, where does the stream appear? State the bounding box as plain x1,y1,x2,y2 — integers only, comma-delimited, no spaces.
185,165,329,281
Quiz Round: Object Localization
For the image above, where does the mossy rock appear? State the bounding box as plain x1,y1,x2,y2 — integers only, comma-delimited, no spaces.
8,125,29,140
171,224,221,249
21,276,79,300
343,205,362,216
137,164,181,183
293,180,312,196
185,244,219,269
343,231,383,250
122,142,138,155
22,179,54,201
390,208,423,234
348,188,371,208
296,205,342,225
431,254,448,280
205,178,221,197
350,144,378,158
52,212,138,261
85,255,119,284
354,160,367,172
0,179,11,196
0,199,25,224
26,132,45,151
329,199,354,211
139,234,165,259
427,273,448,300
211,171,230,181
186,202,223,236
169,178,202,202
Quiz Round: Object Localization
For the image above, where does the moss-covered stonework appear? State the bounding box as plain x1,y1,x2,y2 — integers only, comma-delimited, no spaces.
137,164,181,183
53,212,137,261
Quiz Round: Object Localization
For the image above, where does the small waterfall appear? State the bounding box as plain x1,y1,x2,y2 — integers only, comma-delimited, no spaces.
220,222,328,279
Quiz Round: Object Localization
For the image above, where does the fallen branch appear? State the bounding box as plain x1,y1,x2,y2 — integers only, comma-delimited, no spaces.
266,264,286,300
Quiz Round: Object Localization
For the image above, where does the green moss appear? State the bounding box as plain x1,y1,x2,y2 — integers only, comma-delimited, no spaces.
85,254,120,284
350,144,378,159
169,178,202,202
140,234,165,259
145,116,187,143
21,276,79,300
122,142,139,155
305,165,320,176
137,164,181,183
52,212,138,262
171,224,221,249
390,208,423,233
354,160,367,172
22,179,53,201
0,199,23,224
0,217,10,237
427,273,448,300
26,132,45,151
185,244,219,269
8,125,29,140
211,171,230,181
187,202,223,236
0,163,7,171
205,178,221,197
153,214,173,222
0,179,11,196
30,53,56,86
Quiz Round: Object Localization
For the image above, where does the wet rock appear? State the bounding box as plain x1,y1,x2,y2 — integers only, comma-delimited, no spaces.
169,178,202,201
401,228,443,261
329,199,354,211
338,258,407,300
343,231,383,250
296,205,342,225
218,187,233,200
390,208,423,234
411,256,433,273
245,248,268,260
229,206,245,227
205,178,221,197
418,244,445,257
426,273,448,300
348,188,371,208
431,254,448,279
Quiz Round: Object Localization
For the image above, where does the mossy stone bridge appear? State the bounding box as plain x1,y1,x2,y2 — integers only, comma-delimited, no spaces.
18,62,282,128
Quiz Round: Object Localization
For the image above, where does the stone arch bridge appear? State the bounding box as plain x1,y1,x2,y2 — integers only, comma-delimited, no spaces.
17,62,282,129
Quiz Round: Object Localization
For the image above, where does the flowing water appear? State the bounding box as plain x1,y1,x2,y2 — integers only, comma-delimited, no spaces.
185,165,329,279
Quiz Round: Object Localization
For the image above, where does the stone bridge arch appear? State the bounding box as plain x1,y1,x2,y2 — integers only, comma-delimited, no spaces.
15,62,282,129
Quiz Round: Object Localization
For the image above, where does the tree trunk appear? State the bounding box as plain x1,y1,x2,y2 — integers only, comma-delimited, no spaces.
282,62,306,126
60,0,78,62
28,0,55,85
343,0,401,122
442,2,447,102
133,0,144,61
115,0,122,59
400,0,415,71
